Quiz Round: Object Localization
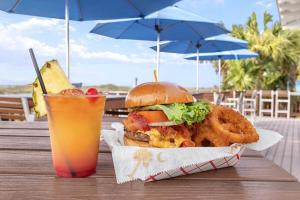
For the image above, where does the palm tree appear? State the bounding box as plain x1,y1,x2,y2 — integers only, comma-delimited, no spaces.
223,60,254,90
221,12,300,91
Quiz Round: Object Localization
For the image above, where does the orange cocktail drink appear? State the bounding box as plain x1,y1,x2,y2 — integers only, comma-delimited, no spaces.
45,94,105,177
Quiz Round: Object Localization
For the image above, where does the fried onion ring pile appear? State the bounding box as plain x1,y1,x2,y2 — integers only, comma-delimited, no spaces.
193,106,259,147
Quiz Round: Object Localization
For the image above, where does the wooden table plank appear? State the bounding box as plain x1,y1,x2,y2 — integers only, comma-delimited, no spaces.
0,150,296,182
0,122,114,136
0,122,113,131
0,121,49,130
0,129,50,137
1,175,300,200
0,135,261,156
0,116,125,130
0,122,262,157
0,136,111,152
0,123,113,136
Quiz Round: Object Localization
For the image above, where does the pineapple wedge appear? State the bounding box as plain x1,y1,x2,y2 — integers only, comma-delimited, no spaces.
32,60,73,118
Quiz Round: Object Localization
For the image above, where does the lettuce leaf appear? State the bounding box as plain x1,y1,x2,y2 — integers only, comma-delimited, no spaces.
140,102,211,125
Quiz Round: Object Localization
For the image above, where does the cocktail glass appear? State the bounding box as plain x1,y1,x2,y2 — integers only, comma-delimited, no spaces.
44,94,105,177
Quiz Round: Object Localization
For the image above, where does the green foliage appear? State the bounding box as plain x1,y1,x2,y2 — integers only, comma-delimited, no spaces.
221,12,300,91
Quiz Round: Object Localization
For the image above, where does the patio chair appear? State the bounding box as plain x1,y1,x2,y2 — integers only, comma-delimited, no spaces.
104,96,128,117
259,90,275,118
242,90,258,117
214,92,224,105
0,96,35,122
106,91,128,96
220,91,242,111
192,92,214,103
213,92,219,104
275,90,290,118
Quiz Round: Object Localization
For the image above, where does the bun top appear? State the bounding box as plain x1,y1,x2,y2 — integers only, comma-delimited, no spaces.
125,82,194,108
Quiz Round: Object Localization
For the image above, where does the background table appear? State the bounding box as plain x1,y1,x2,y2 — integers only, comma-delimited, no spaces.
1,117,300,200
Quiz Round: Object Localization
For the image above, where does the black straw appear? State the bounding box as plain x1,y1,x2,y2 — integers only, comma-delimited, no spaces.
29,48,47,94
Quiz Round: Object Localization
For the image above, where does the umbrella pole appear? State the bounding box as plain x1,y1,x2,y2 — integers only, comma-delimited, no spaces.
156,31,160,81
65,0,70,79
196,48,199,92
218,59,221,92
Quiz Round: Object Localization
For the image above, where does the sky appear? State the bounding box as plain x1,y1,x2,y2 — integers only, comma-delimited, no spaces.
0,0,279,88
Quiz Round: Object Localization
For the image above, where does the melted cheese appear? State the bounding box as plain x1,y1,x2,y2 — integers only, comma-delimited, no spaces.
144,128,186,148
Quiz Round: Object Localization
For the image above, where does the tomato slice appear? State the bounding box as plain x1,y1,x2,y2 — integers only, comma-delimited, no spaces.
137,110,169,123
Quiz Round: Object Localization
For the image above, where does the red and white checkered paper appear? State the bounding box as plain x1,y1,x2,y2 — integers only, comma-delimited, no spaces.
144,146,245,182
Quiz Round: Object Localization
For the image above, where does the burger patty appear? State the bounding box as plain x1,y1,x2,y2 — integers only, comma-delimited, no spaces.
124,130,150,142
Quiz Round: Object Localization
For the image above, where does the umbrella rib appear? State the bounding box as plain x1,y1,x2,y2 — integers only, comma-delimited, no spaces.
127,0,144,17
9,0,21,13
162,21,182,32
137,21,154,29
77,0,83,21
209,40,222,53
184,22,205,40
116,21,137,39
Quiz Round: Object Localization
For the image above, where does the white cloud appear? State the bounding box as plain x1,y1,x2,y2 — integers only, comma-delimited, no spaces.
9,17,60,31
0,23,61,57
8,17,76,33
256,0,274,9
70,41,154,64
0,17,156,64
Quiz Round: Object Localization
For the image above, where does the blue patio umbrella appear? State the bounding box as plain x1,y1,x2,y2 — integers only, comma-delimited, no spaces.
90,6,228,79
185,49,258,91
150,34,248,90
0,0,180,78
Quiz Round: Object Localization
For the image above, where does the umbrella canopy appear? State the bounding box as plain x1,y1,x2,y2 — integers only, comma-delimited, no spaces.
0,0,180,20
185,49,258,60
0,0,180,79
90,6,228,79
185,49,258,91
151,34,248,54
151,34,248,91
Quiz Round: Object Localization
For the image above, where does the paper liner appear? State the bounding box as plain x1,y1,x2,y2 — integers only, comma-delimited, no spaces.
102,123,282,184
144,146,245,182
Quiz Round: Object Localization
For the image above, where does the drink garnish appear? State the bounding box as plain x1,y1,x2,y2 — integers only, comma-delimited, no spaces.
60,88,84,96
86,88,101,102
86,88,99,95
32,60,73,117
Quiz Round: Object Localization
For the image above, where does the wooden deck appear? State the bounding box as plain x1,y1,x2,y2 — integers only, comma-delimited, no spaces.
255,118,300,181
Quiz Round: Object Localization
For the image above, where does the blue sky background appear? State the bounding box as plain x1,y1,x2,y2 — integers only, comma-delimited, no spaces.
0,0,279,88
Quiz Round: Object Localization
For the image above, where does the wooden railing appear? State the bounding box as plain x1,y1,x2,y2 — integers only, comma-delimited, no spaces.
2,90,300,121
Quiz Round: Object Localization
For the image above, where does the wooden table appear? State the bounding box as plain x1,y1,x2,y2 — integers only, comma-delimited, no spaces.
1,118,300,200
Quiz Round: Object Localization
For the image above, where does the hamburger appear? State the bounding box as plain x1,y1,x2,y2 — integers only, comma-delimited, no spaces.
123,82,211,148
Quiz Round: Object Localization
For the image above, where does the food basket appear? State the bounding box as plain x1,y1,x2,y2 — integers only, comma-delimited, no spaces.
102,123,282,184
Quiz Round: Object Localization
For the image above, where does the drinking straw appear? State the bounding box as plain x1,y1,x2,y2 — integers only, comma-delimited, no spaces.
29,49,47,94
153,69,158,82
29,48,76,177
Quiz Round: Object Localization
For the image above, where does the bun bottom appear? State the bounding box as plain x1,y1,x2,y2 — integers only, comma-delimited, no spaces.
124,136,152,147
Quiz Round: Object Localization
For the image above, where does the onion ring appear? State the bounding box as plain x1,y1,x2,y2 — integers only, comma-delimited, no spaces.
192,119,231,147
208,106,259,144
192,106,259,147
